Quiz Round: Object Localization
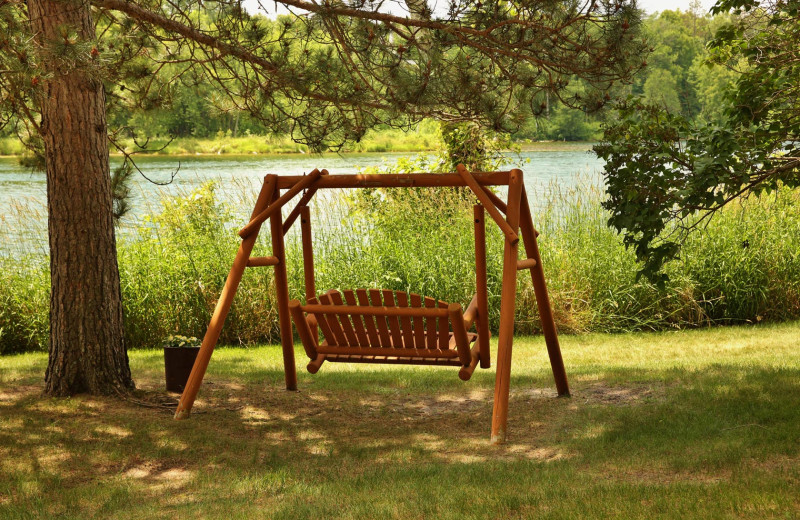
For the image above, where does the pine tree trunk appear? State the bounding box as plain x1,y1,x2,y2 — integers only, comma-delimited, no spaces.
28,0,134,395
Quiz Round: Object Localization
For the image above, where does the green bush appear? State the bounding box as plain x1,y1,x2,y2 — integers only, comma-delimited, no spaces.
0,138,26,156
118,182,281,349
0,257,49,354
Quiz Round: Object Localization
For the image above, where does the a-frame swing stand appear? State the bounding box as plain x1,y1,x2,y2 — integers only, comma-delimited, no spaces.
174,165,570,444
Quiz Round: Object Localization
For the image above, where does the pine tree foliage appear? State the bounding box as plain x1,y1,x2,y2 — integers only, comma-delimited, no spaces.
2,0,647,152
110,160,134,224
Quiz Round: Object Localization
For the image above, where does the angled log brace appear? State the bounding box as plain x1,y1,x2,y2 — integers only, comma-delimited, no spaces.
239,169,322,239
456,164,519,244
283,169,329,234
175,174,277,419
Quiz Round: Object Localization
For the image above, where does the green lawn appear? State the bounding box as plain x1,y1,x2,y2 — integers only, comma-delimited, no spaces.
1,323,799,519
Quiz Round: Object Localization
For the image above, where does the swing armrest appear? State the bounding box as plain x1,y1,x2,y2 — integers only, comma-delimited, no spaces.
289,299,318,359
306,314,318,329
449,304,473,366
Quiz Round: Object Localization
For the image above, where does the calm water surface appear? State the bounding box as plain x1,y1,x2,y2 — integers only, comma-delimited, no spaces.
0,149,604,253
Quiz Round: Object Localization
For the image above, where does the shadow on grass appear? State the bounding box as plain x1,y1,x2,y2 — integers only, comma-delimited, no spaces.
1,355,799,519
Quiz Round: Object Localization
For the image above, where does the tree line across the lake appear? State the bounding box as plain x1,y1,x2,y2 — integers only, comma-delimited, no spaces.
519,7,739,141
0,7,736,148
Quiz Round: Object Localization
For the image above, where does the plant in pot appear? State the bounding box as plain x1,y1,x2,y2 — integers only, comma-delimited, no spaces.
162,335,201,393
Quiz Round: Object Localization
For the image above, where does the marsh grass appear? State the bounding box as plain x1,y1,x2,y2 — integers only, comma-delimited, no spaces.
2,173,800,353
0,138,26,156
43,125,437,157
0,322,798,519
534,181,800,332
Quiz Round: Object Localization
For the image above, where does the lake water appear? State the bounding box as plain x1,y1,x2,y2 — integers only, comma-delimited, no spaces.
0,147,604,254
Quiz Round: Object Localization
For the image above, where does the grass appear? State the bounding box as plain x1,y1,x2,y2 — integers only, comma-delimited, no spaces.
1,322,799,519
0,123,442,157
107,130,441,155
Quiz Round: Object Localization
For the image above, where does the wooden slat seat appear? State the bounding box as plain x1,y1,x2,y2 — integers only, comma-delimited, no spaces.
289,289,483,380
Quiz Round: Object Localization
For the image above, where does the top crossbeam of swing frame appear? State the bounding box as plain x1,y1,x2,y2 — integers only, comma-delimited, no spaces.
274,170,512,189
239,169,520,244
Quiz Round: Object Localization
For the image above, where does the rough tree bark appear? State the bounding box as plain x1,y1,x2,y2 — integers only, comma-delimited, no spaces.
27,0,134,395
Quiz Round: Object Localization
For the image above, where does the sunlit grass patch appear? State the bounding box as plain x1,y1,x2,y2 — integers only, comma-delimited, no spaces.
1,322,798,518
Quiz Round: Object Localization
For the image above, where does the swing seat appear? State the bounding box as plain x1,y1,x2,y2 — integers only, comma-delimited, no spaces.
288,289,486,380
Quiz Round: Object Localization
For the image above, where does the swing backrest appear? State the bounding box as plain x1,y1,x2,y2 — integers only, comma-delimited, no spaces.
289,289,476,366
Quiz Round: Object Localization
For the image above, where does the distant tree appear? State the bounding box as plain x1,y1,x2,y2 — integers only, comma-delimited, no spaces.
547,104,600,141
643,68,682,112
688,53,738,123
0,0,646,394
638,9,709,117
520,6,732,143
596,0,800,284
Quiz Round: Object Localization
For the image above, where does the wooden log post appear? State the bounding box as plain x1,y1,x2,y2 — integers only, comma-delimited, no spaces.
473,204,491,368
519,190,570,397
300,206,317,339
270,187,298,391
490,169,524,444
175,175,277,419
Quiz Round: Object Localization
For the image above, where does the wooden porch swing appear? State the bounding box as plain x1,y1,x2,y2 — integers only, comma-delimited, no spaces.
174,165,570,444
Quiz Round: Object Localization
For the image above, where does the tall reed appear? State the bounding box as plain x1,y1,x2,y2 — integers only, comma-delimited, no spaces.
2,174,799,354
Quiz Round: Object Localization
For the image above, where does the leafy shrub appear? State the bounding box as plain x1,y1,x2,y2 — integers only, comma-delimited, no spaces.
118,181,281,349
0,258,48,354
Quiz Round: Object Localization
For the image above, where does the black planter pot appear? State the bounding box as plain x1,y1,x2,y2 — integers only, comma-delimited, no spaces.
164,346,201,393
